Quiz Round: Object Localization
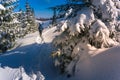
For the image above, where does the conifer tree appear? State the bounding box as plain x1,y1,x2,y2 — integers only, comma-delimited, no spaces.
0,0,36,53
51,7,57,26
0,0,20,53
52,0,120,76
25,0,36,33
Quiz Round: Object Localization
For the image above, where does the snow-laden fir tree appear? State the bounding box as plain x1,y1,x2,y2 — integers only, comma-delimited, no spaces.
25,0,36,33
17,8,28,37
0,0,20,53
50,7,57,26
0,0,36,53
51,0,120,77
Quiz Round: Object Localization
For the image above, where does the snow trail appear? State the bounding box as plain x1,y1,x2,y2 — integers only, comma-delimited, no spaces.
0,27,59,80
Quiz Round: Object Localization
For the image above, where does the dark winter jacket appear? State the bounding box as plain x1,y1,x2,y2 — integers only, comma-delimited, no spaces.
38,23,43,32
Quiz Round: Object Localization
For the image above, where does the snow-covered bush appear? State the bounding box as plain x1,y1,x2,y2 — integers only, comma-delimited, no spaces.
51,0,120,76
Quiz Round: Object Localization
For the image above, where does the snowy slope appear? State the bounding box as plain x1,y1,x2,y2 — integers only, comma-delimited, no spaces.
35,27,120,80
0,27,58,80
0,67,44,80
70,45,120,80
0,26,120,80
0,26,61,80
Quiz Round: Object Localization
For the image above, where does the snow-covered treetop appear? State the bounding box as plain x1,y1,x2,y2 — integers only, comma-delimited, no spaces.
0,4,5,10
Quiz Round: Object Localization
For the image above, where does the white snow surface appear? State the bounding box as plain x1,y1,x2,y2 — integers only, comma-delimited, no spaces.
0,67,44,80
0,27,60,80
0,4,5,10
0,25,120,80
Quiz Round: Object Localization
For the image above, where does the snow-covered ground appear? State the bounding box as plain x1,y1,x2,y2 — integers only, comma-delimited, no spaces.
0,67,44,80
0,27,61,80
70,45,120,80
0,26,120,80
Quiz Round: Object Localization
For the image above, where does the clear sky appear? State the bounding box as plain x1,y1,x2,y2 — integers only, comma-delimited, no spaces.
17,0,66,18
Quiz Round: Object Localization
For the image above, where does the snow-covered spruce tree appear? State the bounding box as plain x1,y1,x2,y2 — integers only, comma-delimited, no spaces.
51,0,120,77
25,1,36,33
0,0,21,53
17,8,28,37
50,7,57,26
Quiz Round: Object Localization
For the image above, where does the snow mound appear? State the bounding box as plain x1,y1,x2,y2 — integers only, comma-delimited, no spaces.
36,36,42,44
0,67,45,80
0,4,5,10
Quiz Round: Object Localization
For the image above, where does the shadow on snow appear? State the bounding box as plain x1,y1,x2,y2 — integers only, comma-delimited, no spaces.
0,42,59,80
71,45,120,80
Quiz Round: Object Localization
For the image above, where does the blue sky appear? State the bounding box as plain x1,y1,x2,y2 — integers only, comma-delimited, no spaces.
17,0,66,18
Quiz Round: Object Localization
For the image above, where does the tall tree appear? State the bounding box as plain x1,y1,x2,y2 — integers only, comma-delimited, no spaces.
25,0,36,32
51,7,57,26
0,0,20,53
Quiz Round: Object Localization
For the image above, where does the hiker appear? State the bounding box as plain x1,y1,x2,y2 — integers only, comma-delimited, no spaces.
38,23,44,41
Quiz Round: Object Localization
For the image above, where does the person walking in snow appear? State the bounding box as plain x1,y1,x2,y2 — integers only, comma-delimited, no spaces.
38,23,44,41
